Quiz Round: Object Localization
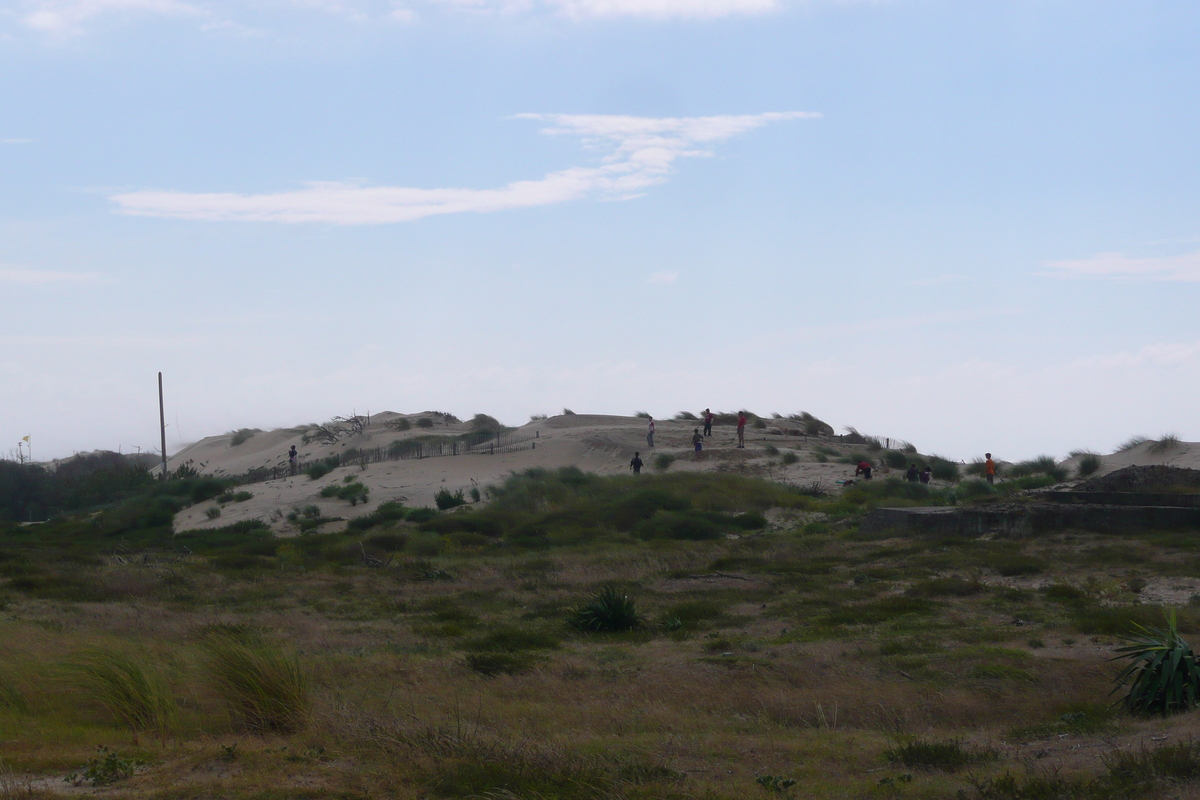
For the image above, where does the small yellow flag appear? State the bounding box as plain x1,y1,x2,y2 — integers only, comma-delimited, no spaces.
22,435,30,442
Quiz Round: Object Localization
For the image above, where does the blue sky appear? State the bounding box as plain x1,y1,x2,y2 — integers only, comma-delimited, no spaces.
2,0,1198,462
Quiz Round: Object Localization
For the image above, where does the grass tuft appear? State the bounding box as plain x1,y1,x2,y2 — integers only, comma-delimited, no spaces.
64,648,174,739
569,586,644,632
202,634,310,734
1148,433,1183,454
886,738,996,771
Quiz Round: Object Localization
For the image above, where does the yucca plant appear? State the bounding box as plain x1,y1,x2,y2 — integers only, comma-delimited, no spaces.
203,635,310,734
569,586,644,632
1111,610,1200,714
64,648,174,741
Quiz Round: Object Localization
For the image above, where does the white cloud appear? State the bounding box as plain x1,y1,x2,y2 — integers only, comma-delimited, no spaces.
419,0,778,17
647,271,678,284
1043,250,1200,282
110,111,818,224
20,0,202,33
0,267,106,284
545,0,779,19
14,0,795,35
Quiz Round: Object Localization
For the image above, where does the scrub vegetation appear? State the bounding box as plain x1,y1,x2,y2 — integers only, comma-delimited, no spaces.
4,463,1200,798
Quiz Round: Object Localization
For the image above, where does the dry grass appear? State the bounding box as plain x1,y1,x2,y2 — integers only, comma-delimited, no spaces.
7,506,1200,797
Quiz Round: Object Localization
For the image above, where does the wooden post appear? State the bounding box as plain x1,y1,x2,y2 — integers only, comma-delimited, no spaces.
158,372,168,480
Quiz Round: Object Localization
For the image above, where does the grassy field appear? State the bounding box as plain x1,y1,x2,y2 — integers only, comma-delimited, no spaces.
4,468,1200,799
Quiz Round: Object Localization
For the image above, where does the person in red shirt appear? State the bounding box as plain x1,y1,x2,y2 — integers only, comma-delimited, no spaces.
985,453,996,485
736,412,747,448
855,460,873,479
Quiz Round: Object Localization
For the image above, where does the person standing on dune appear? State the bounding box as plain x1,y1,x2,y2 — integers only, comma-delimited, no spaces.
703,408,713,438
693,428,704,459
985,453,996,485
736,412,747,448
630,452,644,474
647,417,655,448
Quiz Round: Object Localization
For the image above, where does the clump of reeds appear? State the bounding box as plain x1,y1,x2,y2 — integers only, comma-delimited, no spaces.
1070,450,1102,477
202,634,310,734
1149,433,1183,454
64,648,174,741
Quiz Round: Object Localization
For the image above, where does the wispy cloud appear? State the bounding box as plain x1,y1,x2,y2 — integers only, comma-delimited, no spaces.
20,0,203,33
1043,250,1200,282
0,267,106,284
647,271,679,284
16,0,788,35
415,0,780,18
110,111,818,224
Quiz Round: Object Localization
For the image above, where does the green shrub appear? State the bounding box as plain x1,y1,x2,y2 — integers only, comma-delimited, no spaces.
1007,456,1067,482
764,444,779,456
229,428,258,447
652,453,675,471
66,747,146,787
65,648,174,738
465,651,536,676
790,412,833,436
928,457,960,481
416,417,434,428
434,488,466,510
205,506,221,520
1111,610,1200,714
319,481,369,505
1107,740,1200,782
906,576,983,597
1149,434,1182,454
403,507,437,524
633,511,723,541
305,461,334,480
886,739,996,771
990,555,1045,577
884,451,908,469
1072,451,1102,477
570,586,644,632
203,634,310,733
1118,435,1148,452
364,532,408,552
781,451,799,465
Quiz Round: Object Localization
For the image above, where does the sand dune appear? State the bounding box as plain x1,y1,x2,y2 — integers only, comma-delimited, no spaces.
168,413,1200,535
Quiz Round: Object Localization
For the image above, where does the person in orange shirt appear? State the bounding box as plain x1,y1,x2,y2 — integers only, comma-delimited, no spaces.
985,453,996,485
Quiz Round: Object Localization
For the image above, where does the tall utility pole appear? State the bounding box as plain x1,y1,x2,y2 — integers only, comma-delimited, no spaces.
158,372,168,480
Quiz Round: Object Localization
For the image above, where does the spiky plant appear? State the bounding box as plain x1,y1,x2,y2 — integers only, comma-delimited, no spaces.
203,635,310,733
64,648,174,741
569,586,644,632
1111,610,1200,715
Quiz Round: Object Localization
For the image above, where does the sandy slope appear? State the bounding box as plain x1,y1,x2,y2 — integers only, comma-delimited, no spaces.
169,412,869,534
168,413,1200,535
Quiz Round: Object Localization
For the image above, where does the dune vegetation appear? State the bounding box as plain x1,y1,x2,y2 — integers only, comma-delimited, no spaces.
3,463,1200,798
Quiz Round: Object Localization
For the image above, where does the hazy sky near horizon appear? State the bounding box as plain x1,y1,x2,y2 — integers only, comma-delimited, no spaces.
2,0,1198,462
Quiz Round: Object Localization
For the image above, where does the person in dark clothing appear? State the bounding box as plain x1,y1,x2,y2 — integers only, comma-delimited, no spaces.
693,429,704,459
703,408,713,437
630,452,644,474
288,445,298,475
906,463,919,482
920,466,932,484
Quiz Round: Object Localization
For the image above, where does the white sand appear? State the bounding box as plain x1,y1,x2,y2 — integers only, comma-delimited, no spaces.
168,413,1200,535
